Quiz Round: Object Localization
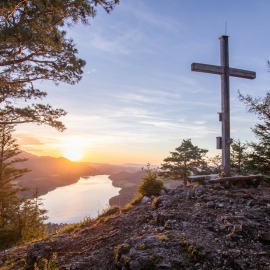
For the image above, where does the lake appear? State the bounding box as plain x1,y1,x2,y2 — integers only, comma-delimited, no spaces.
39,175,121,224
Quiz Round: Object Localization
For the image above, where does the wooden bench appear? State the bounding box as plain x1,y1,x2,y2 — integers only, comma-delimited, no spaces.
187,175,262,187
187,175,216,183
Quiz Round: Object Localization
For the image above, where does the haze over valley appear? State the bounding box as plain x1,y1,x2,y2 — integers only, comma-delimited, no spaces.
15,152,148,220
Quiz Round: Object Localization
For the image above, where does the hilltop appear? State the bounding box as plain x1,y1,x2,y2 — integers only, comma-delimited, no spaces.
1,183,269,269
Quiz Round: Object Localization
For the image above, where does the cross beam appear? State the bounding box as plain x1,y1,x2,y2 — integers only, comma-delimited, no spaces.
191,36,256,176
191,63,256,79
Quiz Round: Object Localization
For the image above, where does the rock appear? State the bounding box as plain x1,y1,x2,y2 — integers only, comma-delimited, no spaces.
194,185,205,196
154,227,165,233
258,232,270,244
160,189,167,195
1,185,270,270
152,195,171,209
207,201,215,208
217,203,224,208
151,210,158,218
167,189,175,195
164,219,177,230
141,196,151,204
129,258,141,269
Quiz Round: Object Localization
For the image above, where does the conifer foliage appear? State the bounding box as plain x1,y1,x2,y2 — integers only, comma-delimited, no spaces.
0,124,47,250
239,91,270,175
0,0,119,130
160,139,209,184
230,139,249,175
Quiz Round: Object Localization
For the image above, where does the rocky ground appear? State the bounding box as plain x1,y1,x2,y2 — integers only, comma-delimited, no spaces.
0,183,270,270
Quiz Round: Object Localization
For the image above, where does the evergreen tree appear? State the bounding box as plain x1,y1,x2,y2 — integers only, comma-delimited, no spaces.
239,91,270,175
159,139,209,184
16,191,47,243
0,0,119,129
0,124,47,250
206,154,222,174
230,139,249,175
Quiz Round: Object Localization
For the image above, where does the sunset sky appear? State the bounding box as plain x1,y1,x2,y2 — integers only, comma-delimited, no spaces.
15,1,270,165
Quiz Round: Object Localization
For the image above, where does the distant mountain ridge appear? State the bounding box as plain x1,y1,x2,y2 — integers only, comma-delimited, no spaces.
15,151,143,198
16,152,100,197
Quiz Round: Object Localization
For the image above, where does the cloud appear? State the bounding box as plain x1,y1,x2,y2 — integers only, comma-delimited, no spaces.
107,106,155,119
89,28,144,55
122,3,184,34
193,121,207,125
113,87,181,105
16,135,44,145
86,69,96,74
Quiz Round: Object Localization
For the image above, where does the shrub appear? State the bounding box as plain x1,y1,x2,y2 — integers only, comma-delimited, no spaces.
121,203,133,213
98,205,120,218
130,194,143,205
138,165,164,197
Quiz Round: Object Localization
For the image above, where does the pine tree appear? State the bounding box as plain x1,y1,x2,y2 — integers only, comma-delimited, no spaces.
159,139,209,184
239,91,270,175
16,191,47,243
207,154,222,174
0,124,47,250
0,0,119,129
230,139,249,175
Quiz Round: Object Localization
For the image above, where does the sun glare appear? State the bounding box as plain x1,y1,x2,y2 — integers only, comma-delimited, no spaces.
60,136,88,162
64,149,83,162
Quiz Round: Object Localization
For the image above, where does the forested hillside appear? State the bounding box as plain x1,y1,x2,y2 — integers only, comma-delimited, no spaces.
15,152,143,198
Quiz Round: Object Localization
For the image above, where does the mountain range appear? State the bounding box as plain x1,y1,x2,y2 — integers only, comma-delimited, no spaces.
15,152,145,202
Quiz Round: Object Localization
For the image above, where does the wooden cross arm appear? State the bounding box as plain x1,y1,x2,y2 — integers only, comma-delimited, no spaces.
229,67,256,79
191,63,256,79
191,63,224,75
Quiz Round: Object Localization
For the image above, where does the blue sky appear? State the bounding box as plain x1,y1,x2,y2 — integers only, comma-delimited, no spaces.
16,0,270,164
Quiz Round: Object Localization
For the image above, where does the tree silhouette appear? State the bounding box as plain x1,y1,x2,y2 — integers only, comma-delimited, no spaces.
0,0,119,130
160,139,209,184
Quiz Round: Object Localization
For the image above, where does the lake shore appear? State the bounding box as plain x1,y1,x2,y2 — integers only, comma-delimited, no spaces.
40,175,121,224
108,170,146,207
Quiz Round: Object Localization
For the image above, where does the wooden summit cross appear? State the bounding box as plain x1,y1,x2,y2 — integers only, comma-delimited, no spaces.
191,36,256,177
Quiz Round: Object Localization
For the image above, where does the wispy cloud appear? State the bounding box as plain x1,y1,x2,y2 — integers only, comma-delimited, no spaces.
112,87,181,105
86,69,96,74
15,0,267,163
16,135,44,145
122,3,184,34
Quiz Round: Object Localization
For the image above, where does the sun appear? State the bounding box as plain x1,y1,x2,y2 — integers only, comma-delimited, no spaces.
60,136,88,162
64,149,83,162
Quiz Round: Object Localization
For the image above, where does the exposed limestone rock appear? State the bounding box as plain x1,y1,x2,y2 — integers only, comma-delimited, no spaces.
0,185,270,269
141,196,151,204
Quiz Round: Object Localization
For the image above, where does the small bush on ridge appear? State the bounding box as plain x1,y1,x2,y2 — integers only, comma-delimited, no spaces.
138,165,164,197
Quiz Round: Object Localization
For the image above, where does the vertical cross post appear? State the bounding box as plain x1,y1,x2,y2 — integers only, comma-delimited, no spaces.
220,36,231,176
191,36,256,177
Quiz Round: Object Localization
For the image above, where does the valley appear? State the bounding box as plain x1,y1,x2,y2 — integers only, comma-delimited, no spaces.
16,152,147,207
